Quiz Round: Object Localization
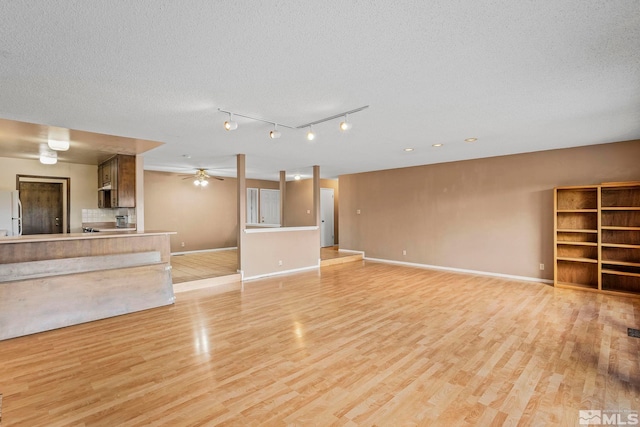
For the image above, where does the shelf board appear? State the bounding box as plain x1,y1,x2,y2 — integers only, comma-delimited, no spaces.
602,260,640,268
602,243,640,249
557,209,598,213
556,229,598,233
601,207,640,211
557,256,598,264
602,269,640,278
557,241,597,247
555,281,598,291
601,226,640,231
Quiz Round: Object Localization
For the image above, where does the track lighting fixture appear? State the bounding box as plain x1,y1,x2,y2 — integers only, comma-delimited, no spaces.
306,126,316,141
339,115,352,132
269,125,281,139
224,113,238,131
218,105,368,141
297,105,368,137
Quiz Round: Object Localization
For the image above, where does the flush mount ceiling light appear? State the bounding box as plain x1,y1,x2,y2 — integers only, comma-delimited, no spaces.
432,143,443,147
223,113,238,131
306,126,316,141
39,146,57,164
269,125,282,139
465,137,478,142
47,126,70,151
294,174,301,181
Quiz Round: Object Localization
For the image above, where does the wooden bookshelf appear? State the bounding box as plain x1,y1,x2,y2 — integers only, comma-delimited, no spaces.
554,182,640,297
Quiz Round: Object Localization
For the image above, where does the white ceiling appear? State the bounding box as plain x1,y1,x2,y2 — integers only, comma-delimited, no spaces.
0,1,638,181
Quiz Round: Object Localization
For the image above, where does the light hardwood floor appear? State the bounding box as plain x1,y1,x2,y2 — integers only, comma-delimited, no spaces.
171,249,238,283
171,247,358,283
1,261,639,425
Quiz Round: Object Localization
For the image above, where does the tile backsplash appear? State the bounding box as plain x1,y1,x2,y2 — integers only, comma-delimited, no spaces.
82,208,137,223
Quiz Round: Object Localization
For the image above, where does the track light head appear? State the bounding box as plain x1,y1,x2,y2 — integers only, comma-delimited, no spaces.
306,126,316,141
224,113,238,131
269,125,281,139
339,115,352,132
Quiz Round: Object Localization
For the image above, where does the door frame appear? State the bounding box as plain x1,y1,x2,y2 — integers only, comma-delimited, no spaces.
16,175,71,233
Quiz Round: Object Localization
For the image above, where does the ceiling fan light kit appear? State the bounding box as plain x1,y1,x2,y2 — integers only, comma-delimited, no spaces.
180,168,223,186
218,105,368,140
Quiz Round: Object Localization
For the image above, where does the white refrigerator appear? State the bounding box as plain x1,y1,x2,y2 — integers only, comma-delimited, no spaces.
0,190,22,236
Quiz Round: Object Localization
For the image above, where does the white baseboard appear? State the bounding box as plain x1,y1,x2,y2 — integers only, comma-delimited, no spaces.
362,256,553,284
171,247,237,256
243,264,319,281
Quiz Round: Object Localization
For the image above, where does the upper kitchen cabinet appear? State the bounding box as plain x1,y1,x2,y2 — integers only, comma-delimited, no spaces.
98,154,136,208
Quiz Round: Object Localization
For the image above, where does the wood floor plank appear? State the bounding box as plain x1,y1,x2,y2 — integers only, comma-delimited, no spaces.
1,260,639,425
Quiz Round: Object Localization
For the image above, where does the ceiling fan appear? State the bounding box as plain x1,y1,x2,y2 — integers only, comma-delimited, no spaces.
181,168,224,186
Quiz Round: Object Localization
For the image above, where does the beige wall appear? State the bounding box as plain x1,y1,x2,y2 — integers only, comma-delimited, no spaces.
0,157,97,233
144,170,278,252
339,140,640,280
240,228,320,279
284,178,339,243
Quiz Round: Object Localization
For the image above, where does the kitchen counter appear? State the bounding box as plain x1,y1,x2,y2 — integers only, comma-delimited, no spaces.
82,221,137,232
0,230,173,244
0,230,177,341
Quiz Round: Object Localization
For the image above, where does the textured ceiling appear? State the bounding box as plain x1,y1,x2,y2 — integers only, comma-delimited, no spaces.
0,1,638,180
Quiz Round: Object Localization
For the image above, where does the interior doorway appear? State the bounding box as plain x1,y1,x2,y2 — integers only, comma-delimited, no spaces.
16,175,70,234
320,187,334,247
259,189,280,225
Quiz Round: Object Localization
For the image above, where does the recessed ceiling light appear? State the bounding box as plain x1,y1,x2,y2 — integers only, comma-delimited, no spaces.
404,148,414,152
465,137,477,142
432,143,443,147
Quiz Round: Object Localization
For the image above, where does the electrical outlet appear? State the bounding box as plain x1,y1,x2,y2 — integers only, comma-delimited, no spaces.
306,209,311,214
539,263,544,270
278,260,283,266
356,209,361,215
181,242,185,247
403,250,407,256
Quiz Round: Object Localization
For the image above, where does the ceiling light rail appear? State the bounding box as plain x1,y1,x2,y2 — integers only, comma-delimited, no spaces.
219,105,369,140
218,108,297,130
296,105,369,129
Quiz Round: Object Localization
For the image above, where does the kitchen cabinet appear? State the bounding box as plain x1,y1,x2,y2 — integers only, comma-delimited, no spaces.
97,155,136,208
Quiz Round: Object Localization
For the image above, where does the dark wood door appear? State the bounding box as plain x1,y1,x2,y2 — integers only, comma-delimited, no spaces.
18,182,63,235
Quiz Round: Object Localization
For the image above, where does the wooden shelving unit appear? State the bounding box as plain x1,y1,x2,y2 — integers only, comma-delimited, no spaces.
554,182,640,297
